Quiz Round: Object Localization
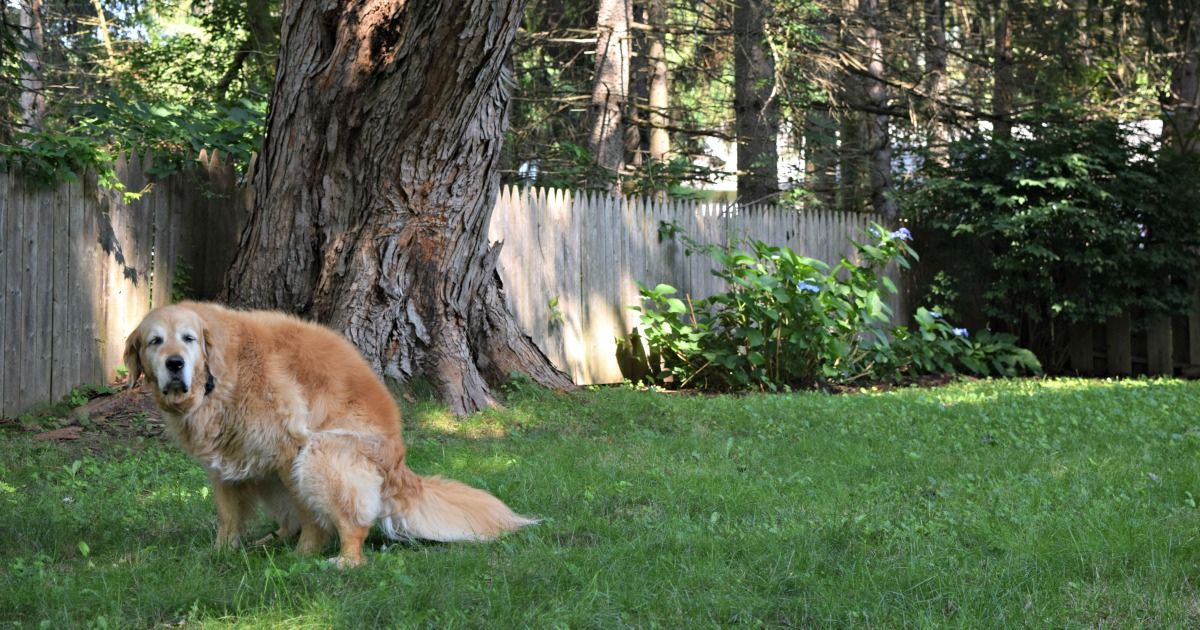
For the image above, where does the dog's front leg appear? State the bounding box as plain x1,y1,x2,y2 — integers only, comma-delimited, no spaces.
210,476,252,548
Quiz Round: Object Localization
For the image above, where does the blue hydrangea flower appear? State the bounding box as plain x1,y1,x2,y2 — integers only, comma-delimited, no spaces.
930,311,942,319
889,227,912,241
796,281,821,294
952,327,969,337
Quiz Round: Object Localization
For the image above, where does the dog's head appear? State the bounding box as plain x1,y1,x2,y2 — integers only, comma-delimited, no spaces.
124,303,223,410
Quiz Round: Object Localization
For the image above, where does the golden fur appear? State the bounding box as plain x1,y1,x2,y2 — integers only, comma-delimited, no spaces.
124,301,535,567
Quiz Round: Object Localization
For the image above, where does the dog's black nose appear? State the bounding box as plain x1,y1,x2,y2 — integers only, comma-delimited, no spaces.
165,355,185,373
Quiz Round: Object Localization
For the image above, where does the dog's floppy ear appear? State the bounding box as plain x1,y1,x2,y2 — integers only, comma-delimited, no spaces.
201,316,226,387
122,327,143,389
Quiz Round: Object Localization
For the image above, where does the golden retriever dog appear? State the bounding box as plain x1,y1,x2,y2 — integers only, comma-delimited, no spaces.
124,301,535,567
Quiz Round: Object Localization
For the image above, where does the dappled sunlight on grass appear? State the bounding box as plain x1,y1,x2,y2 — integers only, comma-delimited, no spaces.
407,404,511,439
403,392,555,440
432,452,528,478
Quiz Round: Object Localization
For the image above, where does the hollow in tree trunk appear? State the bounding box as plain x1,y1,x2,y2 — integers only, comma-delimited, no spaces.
224,0,573,415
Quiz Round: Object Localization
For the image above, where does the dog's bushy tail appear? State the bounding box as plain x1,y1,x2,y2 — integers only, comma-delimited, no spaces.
382,466,538,542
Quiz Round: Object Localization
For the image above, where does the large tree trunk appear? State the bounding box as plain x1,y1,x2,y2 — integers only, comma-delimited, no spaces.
588,0,632,190
16,0,45,134
646,0,670,162
992,0,1014,142
803,102,837,209
224,0,573,416
923,0,948,161
860,0,897,222
733,0,780,204
1165,5,1200,154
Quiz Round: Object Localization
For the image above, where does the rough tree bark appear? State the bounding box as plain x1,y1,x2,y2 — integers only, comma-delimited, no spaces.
646,0,670,162
838,0,866,214
17,0,45,134
1165,4,1200,154
860,0,897,222
924,0,948,161
223,0,573,416
733,0,779,204
992,0,1014,142
803,102,837,209
589,0,632,190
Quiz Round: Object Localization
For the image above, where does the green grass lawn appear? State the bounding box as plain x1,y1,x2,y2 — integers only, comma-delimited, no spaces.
3,378,1200,627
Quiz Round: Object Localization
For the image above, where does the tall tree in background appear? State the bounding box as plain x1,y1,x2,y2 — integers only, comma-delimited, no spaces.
224,0,572,415
588,0,632,190
992,0,1014,141
923,0,947,160
16,0,44,133
1164,3,1200,154
838,0,866,212
734,0,779,203
213,0,279,99
646,0,670,162
859,0,896,221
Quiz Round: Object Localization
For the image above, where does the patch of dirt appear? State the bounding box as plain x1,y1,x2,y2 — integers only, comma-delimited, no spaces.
1,385,169,455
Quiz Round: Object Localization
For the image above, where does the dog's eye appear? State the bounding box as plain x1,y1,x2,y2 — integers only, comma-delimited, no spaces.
149,337,163,346
182,334,196,343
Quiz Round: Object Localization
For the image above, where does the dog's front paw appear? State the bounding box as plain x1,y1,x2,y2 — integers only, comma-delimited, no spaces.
327,555,366,570
214,535,242,550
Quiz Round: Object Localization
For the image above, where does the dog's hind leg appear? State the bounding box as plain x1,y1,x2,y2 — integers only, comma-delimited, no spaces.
292,432,385,568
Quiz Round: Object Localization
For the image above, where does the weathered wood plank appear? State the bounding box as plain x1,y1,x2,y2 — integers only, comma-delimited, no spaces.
151,158,173,308
1146,315,1173,376
1105,313,1133,376
23,172,51,410
85,173,105,386
0,171,7,415
65,178,85,391
1068,323,1094,375
1189,283,1200,367
6,171,24,413
50,180,72,400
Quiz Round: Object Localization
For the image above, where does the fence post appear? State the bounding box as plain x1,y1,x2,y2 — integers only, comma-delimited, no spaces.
1068,323,1094,375
1146,315,1173,376
1105,313,1132,376
1189,282,1200,370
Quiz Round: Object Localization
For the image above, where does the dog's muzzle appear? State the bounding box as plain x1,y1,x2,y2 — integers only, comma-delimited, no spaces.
163,354,189,394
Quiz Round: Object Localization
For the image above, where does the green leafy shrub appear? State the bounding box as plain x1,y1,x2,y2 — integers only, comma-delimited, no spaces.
0,96,265,189
886,307,1041,379
626,224,1041,391
903,113,1200,364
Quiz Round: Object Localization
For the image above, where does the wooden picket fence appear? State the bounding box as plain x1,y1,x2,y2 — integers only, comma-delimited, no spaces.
1067,310,1200,377
4,153,1195,417
0,153,900,415
17,153,1196,415
488,186,897,384
0,151,249,417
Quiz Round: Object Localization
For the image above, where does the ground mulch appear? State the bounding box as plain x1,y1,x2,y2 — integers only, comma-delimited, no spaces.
0,385,168,455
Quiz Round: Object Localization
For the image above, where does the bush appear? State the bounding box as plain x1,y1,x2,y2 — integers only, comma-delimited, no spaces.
886,307,1041,379
902,113,1200,364
625,224,1041,391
